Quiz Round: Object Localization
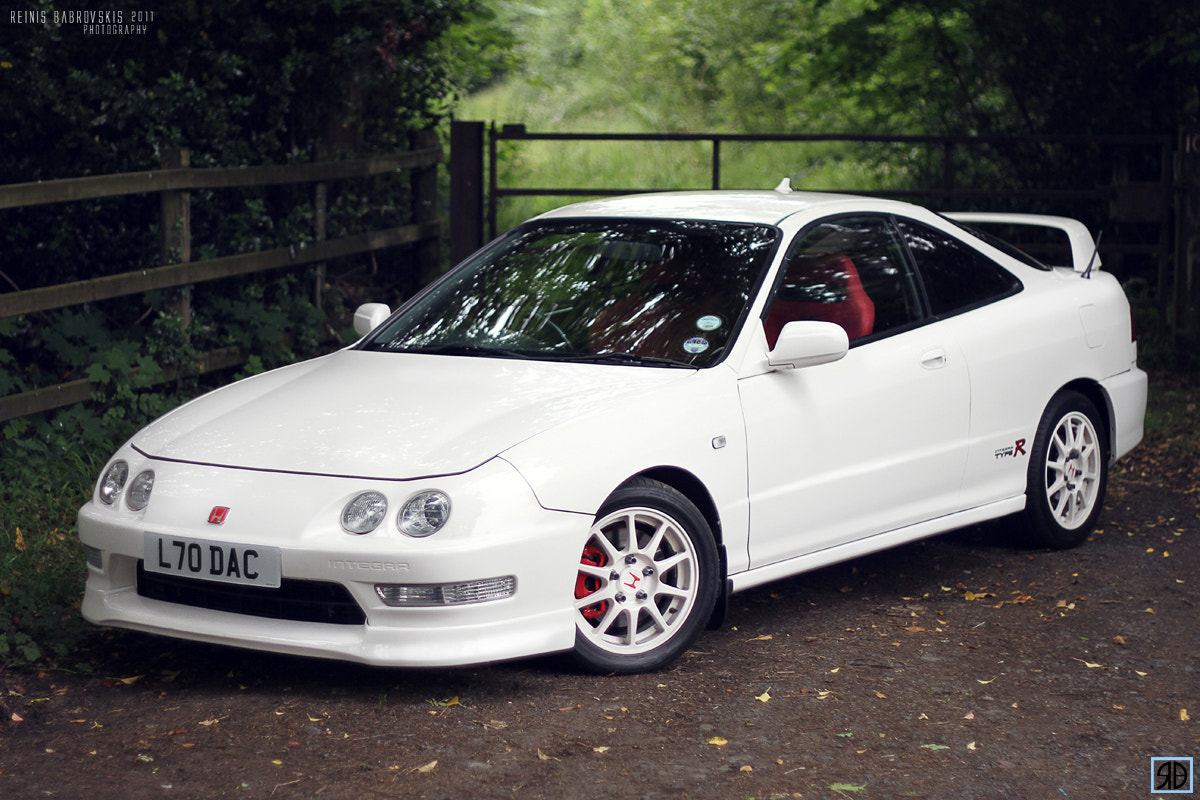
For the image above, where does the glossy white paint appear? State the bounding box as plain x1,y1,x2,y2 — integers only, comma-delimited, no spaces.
78,189,1148,669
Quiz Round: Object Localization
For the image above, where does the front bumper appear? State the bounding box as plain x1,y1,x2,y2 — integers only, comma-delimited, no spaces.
78,454,587,667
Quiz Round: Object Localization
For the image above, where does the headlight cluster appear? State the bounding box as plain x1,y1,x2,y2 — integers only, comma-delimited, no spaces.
97,461,155,511
340,490,452,537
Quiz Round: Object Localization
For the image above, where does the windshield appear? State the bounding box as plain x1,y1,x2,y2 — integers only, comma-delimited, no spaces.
362,218,779,368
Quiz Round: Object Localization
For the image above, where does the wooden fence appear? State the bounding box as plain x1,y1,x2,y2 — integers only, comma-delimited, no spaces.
0,131,442,422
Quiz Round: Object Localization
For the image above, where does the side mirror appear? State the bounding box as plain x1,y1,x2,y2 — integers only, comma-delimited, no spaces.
767,320,849,370
353,303,391,337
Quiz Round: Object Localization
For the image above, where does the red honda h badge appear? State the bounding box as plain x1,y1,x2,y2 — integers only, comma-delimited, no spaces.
207,506,230,525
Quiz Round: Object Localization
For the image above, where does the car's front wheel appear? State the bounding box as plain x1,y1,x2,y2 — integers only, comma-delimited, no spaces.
572,478,719,673
1023,390,1108,549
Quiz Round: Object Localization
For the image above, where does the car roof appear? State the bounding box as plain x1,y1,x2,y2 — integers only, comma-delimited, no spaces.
533,189,913,227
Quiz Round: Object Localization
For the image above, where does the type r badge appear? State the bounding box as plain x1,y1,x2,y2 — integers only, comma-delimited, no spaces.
207,506,230,525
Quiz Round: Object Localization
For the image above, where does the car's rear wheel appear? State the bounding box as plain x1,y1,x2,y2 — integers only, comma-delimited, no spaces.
572,478,719,673
1023,390,1108,549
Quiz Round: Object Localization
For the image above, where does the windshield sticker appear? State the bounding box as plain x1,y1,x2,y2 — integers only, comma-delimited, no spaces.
683,337,710,354
696,314,723,331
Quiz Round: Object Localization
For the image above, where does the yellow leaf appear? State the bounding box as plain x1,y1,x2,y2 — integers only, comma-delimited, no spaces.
963,711,975,720
1183,709,1192,722
537,749,559,762
14,528,25,552
967,741,977,751
198,718,220,726
830,667,840,674
116,675,144,685
755,691,771,703
709,736,728,747
875,691,887,699
1073,658,1104,669
976,677,997,685
593,746,610,754
1136,670,1148,677
748,634,773,641
271,760,282,766
414,760,438,773
739,765,753,773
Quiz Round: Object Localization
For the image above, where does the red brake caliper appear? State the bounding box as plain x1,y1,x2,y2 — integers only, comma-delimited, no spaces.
575,543,609,620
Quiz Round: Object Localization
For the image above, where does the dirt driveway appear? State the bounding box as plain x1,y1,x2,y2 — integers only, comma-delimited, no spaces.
2,450,1197,800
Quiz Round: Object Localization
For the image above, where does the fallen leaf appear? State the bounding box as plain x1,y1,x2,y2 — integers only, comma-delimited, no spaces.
1183,709,1191,722
537,749,559,762
755,690,771,703
748,634,774,641
10,713,23,723
1073,658,1105,669
271,760,282,766
875,691,887,699
198,718,220,727
963,711,975,720
708,736,728,747
976,677,997,685
904,626,925,633
592,746,610,754
739,765,753,773
827,782,867,792
413,760,438,773
967,741,977,751
921,744,950,751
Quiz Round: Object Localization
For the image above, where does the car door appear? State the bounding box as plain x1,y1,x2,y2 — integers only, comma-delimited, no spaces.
738,214,971,569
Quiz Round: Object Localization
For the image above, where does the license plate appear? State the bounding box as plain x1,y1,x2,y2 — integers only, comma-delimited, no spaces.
144,533,282,588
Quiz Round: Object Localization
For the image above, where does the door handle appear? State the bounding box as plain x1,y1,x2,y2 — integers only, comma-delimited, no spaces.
920,348,948,369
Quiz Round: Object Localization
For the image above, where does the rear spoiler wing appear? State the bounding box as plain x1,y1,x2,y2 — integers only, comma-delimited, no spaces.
944,212,1100,274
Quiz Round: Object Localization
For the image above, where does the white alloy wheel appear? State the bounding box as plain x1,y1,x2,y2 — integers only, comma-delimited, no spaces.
573,479,718,673
1042,410,1103,529
1024,391,1108,549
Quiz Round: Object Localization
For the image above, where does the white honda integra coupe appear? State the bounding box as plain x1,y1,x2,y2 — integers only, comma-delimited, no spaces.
78,186,1147,673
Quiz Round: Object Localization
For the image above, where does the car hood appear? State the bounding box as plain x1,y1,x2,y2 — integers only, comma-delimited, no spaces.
132,350,690,480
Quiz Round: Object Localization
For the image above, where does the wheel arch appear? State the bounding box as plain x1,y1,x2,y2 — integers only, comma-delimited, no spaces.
1054,379,1113,459
622,466,731,629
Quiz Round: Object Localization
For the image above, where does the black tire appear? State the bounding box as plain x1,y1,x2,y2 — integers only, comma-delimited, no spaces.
571,478,720,674
1023,390,1108,549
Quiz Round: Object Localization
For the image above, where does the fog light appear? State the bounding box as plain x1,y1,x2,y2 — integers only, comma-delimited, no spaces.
375,576,516,607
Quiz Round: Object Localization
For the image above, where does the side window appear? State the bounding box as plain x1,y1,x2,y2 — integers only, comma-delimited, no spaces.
896,219,1022,318
763,216,922,347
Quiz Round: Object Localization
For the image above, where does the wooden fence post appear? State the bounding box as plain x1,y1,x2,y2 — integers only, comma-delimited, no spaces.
450,120,485,266
411,128,441,286
160,147,192,330
314,181,327,308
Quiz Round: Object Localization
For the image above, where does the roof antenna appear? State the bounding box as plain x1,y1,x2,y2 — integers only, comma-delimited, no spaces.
1082,229,1103,279
774,177,792,194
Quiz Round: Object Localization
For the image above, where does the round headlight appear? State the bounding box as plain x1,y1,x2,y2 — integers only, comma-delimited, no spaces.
342,491,388,534
397,491,451,538
98,461,129,505
126,470,155,511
